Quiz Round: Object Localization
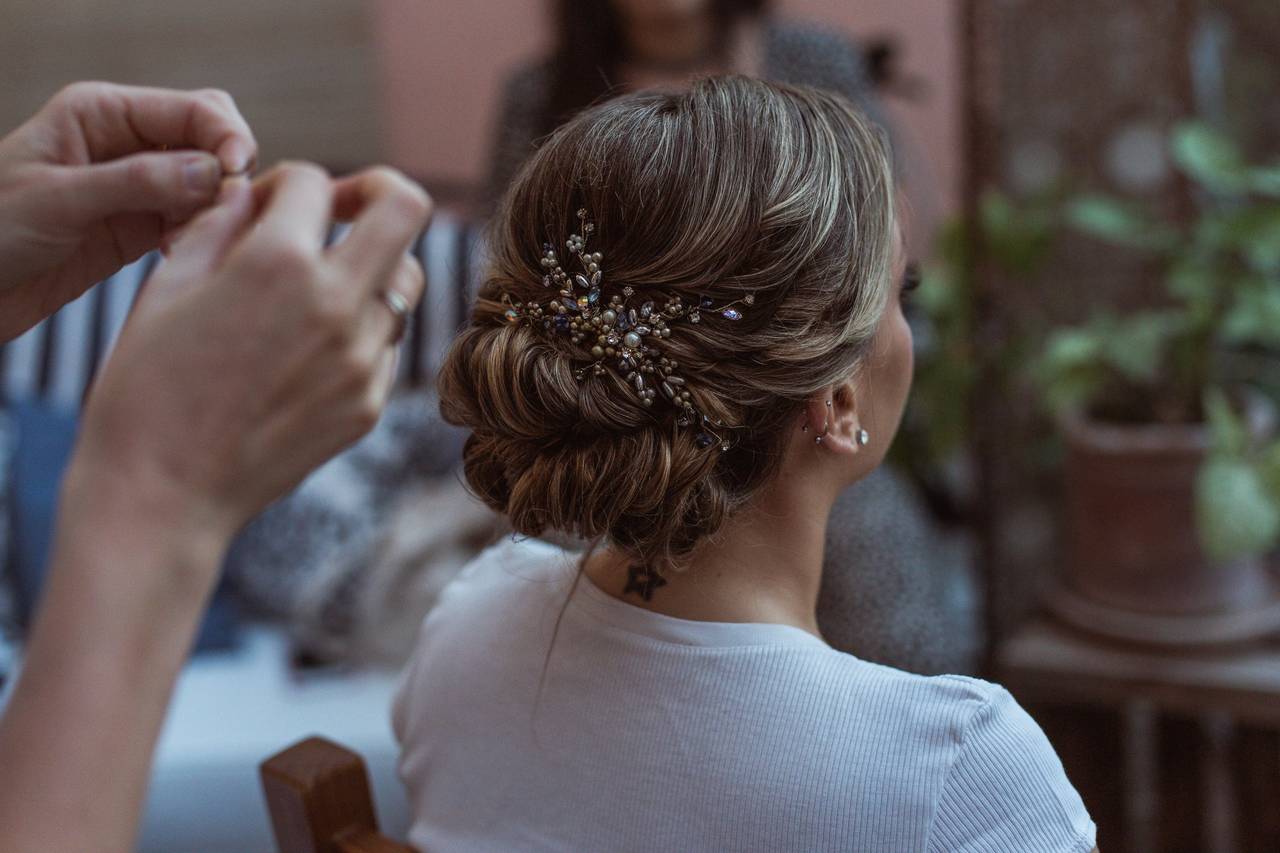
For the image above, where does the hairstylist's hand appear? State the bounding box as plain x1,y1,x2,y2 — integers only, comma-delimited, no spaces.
0,82,257,341
68,162,431,553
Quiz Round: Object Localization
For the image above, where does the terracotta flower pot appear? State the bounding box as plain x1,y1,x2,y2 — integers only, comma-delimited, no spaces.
1054,410,1280,647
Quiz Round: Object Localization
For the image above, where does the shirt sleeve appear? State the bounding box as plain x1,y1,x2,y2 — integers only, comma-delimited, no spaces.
927,686,1097,853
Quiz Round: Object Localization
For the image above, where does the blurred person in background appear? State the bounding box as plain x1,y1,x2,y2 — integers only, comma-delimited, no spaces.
0,82,431,851
486,0,887,206
483,0,979,675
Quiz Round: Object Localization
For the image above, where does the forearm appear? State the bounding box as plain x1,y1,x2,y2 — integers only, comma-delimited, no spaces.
0,455,229,852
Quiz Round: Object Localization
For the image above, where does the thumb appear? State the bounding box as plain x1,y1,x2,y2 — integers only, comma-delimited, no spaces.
62,150,223,226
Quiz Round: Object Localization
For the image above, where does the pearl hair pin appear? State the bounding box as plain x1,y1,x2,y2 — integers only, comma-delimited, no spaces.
503,209,753,451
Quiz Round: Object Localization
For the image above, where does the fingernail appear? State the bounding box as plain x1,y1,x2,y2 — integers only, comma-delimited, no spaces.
221,140,254,176
183,155,221,195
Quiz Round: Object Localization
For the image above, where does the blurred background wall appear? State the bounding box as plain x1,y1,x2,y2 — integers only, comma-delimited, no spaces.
0,1,959,216
0,0,382,168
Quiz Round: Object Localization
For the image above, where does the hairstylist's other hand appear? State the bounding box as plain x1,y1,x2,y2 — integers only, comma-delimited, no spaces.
0,82,257,341
68,162,431,556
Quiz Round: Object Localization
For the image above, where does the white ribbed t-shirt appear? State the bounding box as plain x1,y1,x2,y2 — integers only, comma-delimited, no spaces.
393,538,1096,852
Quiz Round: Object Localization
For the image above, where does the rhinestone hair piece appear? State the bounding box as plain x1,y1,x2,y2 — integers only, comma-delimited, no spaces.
502,209,754,451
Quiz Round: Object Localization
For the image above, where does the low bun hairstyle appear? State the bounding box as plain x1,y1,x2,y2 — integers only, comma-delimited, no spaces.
440,76,896,574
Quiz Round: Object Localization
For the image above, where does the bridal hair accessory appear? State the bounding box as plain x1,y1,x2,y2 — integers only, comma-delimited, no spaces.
502,209,753,451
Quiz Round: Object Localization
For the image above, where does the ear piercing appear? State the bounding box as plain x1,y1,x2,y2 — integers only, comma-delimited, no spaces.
806,402,869,448
815,400,832,445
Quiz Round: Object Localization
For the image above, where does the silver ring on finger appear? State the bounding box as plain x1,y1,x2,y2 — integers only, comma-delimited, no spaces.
380,289,411,343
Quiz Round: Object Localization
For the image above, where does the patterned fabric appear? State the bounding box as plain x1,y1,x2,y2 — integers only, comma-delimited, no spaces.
0,213,489,661
223,390,496,662
289,474,504,666
0,211,485,407
820,466,981,675
484,20,893,208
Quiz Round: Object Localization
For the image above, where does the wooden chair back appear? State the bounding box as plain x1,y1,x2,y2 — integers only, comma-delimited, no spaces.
260,736,414,853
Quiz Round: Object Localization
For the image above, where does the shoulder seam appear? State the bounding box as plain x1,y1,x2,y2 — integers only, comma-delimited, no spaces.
921,688,998,853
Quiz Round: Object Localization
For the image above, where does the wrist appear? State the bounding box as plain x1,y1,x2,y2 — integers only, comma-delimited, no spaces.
58,443,235,598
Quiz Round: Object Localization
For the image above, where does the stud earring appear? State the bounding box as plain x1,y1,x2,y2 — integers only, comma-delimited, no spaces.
856,428,870,447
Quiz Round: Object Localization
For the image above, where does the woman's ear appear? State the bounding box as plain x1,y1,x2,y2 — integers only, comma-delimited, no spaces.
805,380,870,457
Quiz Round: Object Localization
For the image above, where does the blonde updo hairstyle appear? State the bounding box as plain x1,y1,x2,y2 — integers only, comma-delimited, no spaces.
439,76,896,575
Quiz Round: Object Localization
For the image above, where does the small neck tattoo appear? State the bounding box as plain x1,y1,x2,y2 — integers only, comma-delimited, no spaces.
623,565,668,602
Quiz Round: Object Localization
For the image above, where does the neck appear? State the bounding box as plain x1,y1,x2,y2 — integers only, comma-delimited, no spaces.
584,469,839,638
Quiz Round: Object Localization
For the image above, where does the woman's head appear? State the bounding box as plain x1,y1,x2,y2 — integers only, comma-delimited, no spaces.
440,76,905,573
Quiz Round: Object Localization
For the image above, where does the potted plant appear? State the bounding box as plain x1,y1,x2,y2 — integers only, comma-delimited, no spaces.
1036,122,1280,645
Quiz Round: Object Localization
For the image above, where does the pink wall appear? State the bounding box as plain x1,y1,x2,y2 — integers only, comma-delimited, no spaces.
369,0,958,219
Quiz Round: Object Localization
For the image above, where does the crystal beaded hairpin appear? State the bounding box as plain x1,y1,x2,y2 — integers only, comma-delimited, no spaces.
503,209,753,451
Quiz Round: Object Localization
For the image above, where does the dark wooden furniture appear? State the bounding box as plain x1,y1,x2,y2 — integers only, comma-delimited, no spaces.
260,737,414,853
999,619,1280,853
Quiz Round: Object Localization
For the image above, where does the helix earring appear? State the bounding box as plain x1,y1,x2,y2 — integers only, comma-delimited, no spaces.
815,400,832,445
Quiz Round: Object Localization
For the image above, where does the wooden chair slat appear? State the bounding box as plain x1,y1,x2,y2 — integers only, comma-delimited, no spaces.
260,736,413,853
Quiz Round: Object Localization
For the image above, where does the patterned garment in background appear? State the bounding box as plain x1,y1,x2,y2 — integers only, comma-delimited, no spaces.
484,19,980,675
223,391,467,617
0,214,491,666
821,467,981,675
224,390,506,665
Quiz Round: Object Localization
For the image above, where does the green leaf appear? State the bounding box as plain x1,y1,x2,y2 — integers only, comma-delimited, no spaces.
980,191,1016,235
1103,312,1179,382
1166,258,1217,313
1197,457,1280,561
1249,165,1280,198
1197,205,1280,272
980,190,1056,273
1066,196,1173,250
1259,440,1280,500
1037,325,1109,413
1204,388,1247,457
1222,284,1280,347
1238,208,1280,272
1043,326,1105,368
1173,122,1249,195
